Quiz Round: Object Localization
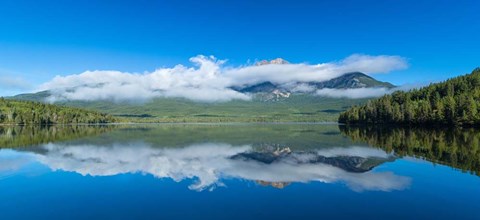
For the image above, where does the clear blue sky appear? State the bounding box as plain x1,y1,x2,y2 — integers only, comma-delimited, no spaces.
0,0,479,95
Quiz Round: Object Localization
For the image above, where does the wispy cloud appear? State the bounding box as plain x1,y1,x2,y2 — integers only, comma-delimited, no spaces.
0,75,31,90
39,54,408,102
0,149,39,180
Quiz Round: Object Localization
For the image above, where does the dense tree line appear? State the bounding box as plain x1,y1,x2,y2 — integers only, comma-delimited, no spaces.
0,125,114,148
340,125,480,176
0,98,115,124
339,68,480,126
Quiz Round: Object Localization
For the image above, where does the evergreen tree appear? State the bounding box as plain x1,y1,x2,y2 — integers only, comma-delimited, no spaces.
339,68,480,126
0,99,115,125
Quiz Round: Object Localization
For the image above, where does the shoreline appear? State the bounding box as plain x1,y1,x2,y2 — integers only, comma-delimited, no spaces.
0,121,341,126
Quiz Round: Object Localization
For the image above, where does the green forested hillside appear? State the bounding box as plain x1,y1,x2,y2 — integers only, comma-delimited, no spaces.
339,68,480,126
65,95,366,122
12,93,369,122
0,98,115,124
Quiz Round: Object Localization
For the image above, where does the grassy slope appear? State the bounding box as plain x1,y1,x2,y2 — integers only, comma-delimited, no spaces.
52,94,368,122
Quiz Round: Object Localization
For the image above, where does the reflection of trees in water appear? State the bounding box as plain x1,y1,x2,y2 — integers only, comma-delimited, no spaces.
0,125,114,148
339,125,480,176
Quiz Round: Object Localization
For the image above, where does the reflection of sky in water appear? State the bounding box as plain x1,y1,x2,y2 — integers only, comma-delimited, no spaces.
0,143,410,192
0,125,480,220
1,125,480,220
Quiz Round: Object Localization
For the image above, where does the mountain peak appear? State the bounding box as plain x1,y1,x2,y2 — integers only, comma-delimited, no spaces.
313,72,395,89
342,72,374,79
255,58,289,66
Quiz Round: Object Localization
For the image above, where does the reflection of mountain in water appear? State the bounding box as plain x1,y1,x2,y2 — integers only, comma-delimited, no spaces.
231,146,395,189
0,142,409,192
256,180,290,189
232,147,394,173
340,126,480,176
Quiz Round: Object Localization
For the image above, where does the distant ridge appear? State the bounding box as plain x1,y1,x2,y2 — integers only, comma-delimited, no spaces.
310,72,395,89
239,71,395,94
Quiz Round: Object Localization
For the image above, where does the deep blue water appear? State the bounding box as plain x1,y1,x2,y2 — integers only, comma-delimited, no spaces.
0,124,479,220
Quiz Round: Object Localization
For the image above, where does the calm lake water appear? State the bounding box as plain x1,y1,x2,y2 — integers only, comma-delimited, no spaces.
0,124,479,219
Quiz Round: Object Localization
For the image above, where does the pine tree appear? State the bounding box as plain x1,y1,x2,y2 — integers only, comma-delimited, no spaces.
339,68,480,126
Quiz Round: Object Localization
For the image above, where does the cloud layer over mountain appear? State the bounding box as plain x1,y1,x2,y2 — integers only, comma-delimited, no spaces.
39,54,408,102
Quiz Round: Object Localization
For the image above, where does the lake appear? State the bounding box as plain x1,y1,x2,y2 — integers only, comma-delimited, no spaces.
0,124,479,219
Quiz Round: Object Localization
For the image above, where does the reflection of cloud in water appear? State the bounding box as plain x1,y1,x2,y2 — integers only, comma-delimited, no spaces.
314,146,390,158
0,149,38,179
1,143,411,192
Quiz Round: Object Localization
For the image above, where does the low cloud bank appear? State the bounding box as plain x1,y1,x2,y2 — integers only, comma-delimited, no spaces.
39,54,408,102
314,83,426,99
316,87,392,99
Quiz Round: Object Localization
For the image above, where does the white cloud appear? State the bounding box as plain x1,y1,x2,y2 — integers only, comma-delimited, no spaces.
315,146,391,158
338,54,408,74
315,87,392,99
29,142,410,192
314,84,423,99
39,54,408,102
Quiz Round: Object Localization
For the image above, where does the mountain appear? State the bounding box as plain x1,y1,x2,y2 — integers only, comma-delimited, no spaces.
339,67,480,126
13,58,394,101
238,58,394,95
8,59,397,123
12,90,52,101
238,72,395,95
310,72,395,89
13,71,393,103
239,81,278,93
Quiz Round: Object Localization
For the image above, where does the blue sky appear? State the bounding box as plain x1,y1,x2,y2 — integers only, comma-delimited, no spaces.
0,0,479,96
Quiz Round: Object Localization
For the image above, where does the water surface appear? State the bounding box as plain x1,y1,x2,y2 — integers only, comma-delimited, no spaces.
0,124,479,219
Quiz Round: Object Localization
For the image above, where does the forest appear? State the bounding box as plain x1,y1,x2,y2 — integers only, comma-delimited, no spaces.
339,68,480,126
339,125,480,176
0,98,115,124
0,125,114,148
